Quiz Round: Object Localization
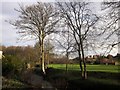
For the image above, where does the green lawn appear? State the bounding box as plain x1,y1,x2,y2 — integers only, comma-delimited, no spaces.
47,64,120,89
48,64,120,73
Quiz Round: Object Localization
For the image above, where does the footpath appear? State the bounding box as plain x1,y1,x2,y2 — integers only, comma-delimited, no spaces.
21,69,55,89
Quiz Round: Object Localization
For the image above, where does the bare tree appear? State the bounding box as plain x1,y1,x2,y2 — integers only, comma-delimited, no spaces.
10,2,59,74
99,1,120,54
57,2,99,79
55,26,74,73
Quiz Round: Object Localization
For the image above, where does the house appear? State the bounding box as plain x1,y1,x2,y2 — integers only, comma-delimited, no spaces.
85,55,98,64
115,61,120,65
113,53,120,65
107,54,113,60
100,58,115,65
85,54,116,65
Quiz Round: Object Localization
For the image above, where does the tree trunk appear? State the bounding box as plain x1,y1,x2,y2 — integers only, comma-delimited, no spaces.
42,39,45,74
80,39,87,79
39,37,42,71
46,52,49,69
78,49,84,78
40,31,45,74
66,53,69,73
47,52,49,66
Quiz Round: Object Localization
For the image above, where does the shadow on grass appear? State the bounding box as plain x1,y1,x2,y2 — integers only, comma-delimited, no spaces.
68,78,120,90
45,68,120,90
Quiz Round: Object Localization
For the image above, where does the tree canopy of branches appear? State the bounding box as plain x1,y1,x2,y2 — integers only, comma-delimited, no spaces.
10,2,59,74
55,26,74,72
57,2,99,79
99,1,120,54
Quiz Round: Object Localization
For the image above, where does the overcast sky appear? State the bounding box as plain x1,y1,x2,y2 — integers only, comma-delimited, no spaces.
0,0,100,46
1,1,40,46
0,0,63,47
0,0,119,56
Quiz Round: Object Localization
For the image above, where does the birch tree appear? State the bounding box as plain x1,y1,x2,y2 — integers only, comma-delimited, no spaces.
10,2,59,74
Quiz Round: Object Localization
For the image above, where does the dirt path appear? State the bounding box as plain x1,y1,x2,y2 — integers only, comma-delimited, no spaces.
21,69,55,89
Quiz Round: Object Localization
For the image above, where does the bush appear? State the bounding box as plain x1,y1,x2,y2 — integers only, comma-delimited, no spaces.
2,55,25,77
2,56,15,76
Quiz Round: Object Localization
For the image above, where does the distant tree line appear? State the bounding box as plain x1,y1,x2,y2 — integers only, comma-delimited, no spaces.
2,44,69,76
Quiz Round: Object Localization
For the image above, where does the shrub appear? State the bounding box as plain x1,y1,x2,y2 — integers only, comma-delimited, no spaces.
2,55,25,77
2,56,15,76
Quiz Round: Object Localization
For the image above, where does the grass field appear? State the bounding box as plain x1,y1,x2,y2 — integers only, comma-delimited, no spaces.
48,64,120,73
47,64,120,89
